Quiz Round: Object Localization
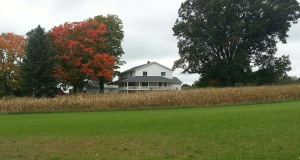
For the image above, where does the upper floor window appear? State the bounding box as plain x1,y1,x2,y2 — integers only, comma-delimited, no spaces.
143,71,147,76
161,72,166,76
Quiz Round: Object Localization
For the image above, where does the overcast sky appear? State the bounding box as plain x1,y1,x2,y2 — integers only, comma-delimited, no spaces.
1,0,299,84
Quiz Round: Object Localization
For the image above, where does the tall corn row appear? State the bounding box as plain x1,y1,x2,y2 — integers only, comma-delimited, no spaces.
1,85,300,113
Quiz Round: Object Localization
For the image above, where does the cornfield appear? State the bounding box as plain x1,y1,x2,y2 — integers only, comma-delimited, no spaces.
1,85,300,113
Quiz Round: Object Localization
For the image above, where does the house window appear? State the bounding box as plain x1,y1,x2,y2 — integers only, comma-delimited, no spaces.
141,82,148,86
161,72,166,76
131,72,133,77
143,71,147,76
128,82,135,86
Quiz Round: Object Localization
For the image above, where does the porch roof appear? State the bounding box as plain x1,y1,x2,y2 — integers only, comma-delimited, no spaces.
110,76,182,85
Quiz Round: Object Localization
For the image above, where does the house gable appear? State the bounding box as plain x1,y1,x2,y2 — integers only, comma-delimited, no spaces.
136,62,172,72
119,61,173,80
134,62,173,79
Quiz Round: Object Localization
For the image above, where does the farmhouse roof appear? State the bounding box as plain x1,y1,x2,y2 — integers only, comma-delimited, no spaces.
121,61,172,74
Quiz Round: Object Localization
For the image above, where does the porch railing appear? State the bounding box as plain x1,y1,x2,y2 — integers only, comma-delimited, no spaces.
119,86,176,91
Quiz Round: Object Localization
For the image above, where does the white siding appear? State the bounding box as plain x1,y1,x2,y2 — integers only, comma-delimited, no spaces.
135,63,173,79
172,83,182,90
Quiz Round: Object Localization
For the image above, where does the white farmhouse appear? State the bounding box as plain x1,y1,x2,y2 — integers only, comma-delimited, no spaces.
111,61,182,91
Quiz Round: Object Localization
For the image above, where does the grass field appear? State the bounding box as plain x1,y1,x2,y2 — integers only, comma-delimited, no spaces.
0,100,300,159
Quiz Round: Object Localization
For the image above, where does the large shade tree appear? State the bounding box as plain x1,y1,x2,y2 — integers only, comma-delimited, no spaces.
173,0,300,86
92,14,125,93
50,20,115,93
21,25,56,97
0,33,25,96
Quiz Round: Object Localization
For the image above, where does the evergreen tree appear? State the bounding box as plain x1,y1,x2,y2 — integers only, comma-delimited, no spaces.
21,25,56,97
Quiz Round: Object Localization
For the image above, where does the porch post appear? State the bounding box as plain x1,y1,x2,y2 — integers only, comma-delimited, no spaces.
127,82,128,90
139,82,140,90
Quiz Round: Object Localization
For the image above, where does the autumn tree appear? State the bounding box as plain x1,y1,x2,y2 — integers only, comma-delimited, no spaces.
20,25,56,97
92,14,125,93
173,0,300,86
0,33,25,96
50,20,115,93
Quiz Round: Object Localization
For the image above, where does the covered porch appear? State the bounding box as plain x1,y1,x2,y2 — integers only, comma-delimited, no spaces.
110,76,182,91
118,82,176,91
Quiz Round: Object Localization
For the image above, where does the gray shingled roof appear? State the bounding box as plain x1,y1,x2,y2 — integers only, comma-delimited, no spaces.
121,63,148,74
172,77,182,83
111,76,182,84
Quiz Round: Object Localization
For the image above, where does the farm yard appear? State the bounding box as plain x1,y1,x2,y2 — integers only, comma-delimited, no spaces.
0,85,300,159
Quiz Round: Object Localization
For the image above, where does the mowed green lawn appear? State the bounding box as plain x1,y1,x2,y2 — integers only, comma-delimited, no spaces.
0,101,300,160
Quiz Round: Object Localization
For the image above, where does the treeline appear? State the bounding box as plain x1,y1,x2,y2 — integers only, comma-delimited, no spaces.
180,75,300,89
192,74,300,88
0,14,124,97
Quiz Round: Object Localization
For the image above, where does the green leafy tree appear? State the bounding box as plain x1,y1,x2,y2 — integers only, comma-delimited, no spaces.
252,53,291,85
93,14,125,93
173,0,300,86
276,75,298,85
21,25,56,97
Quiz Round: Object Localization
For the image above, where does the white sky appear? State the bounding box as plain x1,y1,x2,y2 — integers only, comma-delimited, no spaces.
1,0,299,84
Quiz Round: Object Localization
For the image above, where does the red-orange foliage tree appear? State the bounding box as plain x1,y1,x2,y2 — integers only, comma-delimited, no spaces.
50,20,115,93
0,33,25,96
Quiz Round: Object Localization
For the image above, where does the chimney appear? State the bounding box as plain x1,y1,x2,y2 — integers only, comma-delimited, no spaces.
147,61,150,64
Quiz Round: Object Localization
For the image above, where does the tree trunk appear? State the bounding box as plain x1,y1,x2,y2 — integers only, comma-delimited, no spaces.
3,73,11,95
72,83,78,93
98,77,105,93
